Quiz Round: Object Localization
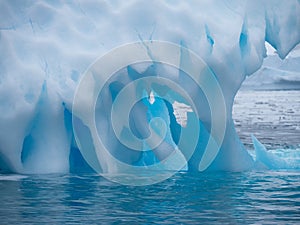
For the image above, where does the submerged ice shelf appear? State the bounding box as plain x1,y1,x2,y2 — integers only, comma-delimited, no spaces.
0,0,299,175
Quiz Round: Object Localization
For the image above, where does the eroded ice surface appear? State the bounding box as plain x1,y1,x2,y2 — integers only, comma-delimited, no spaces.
0,0,299,174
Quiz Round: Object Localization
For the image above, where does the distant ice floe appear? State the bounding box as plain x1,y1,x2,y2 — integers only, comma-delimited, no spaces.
242,44,300,90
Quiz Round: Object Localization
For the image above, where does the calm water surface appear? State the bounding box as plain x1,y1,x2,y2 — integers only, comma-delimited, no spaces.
0,171,299,224
233,90,300,149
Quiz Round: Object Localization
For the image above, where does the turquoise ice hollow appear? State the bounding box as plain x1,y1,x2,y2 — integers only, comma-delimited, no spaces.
72,41,228,185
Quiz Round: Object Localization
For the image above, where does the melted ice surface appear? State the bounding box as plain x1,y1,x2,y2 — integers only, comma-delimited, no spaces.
0,0,299,173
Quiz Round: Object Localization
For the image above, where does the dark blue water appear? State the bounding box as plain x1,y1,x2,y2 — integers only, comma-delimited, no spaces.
0,171,299,224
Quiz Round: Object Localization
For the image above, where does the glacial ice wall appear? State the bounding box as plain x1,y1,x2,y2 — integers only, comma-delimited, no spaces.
0,0,299,174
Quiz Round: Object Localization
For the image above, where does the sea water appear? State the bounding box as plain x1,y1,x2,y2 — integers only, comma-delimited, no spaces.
0,171,299,224
0,90,299,224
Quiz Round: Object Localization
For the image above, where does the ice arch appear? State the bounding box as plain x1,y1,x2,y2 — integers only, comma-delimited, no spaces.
0,0,299,173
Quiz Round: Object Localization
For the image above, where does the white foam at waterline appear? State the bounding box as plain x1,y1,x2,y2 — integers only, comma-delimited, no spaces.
0,175,28,181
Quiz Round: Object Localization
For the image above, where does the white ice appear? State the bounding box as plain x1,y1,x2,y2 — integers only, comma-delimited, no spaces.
0,0,299,173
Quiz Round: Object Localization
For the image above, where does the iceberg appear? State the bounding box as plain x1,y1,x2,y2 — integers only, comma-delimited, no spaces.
0,0,299,177
252,135,300,170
